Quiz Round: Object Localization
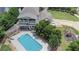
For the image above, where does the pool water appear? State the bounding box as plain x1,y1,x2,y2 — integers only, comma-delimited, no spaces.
18,34,42,51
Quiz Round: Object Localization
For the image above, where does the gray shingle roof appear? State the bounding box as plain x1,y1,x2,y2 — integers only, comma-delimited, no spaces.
39,9,52,20
18,7,39,19
18,7,52,20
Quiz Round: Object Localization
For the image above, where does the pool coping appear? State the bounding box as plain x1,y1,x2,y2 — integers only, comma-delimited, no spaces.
10,31,49,51
18,34,42,51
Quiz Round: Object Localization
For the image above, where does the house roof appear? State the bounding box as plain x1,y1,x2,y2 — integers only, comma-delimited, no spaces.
18,7,39,19
39,9,52,20
18,7,52,20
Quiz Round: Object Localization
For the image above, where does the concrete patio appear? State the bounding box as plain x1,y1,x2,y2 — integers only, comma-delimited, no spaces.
10,31,50,51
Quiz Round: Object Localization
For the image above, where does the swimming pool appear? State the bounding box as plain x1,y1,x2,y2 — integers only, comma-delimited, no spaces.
18,34,42,51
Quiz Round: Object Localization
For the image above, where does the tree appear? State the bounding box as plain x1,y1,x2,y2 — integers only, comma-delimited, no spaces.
5,13,16,30
0,13,8,30
49,29,61,50
0,7,19,43
35,20,62,50
52,29,62,40
48,7,77,15
0,13,16,30
66,41,79,51
0,27,5,42
8,7,19,17
65,8,71,13
44,25,56,39
49,34,59,50
35,20,50,37
70,9,77,15
0,8,19,30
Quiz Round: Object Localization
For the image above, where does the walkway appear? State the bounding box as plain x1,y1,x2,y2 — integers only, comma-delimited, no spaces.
52,19,79,31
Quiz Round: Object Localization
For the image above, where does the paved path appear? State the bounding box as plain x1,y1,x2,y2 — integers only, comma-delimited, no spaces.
52,19,79,31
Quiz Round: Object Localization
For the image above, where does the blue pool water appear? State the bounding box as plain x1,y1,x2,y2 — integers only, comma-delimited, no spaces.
18,34,42,51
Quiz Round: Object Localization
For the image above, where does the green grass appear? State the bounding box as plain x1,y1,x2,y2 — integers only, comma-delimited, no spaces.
58,35,70,51
0,44,12,51
56,27,71,50
49,10,79,21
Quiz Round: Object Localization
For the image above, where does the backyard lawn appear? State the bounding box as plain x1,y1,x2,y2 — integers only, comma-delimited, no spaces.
0,44,12,51
49,10,79,21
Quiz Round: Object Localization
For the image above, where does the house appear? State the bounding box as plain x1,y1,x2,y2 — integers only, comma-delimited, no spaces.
17,7,52,30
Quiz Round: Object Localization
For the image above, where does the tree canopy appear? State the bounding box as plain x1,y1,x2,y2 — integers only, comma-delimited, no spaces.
35,20,50,37
8,7,19,17
48,7,77,15
0,7,19,42
0,27,5,42
49,34,59,49
66,40,79,51
35,20,62,50
0,7,19,30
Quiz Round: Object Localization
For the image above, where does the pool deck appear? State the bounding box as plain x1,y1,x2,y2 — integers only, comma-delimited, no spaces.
10,31,49,51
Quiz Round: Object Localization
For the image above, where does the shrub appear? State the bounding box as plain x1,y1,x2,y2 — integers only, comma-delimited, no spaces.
0,7,19,43
0,7,19,30
66,40,79,51
35,20,50,37
49,29,61,49
48,7,77,15
35,20,62,50
0,27,5,42
8,7,19,17
44,25,56,39
49,34,59,49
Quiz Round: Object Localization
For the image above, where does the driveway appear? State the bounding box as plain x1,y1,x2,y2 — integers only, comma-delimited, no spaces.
51,19,79,31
